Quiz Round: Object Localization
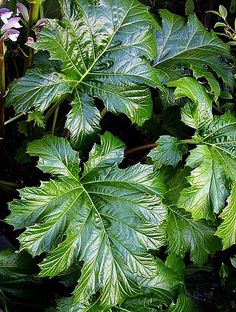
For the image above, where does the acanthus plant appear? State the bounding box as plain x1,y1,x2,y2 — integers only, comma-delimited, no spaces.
0,0,236,311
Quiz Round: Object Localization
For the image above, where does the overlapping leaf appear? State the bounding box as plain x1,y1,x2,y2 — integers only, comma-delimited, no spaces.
159,167,220,265
6,0,160,149
154,10,234,94
0,249,48,311
150,135,187,168
52,255,184,311
167,293,196,312
178,113,236,221
114,257,184,312
167,207,220,265
6,133,167,310
216,183,236,249
167,77,213,130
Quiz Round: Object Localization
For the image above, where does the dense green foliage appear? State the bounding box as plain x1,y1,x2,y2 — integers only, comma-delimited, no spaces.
0,0,235,311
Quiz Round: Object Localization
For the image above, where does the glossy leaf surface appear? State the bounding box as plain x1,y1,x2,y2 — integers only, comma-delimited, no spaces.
167,293,196,312
161,167,220,265
7,133,167,310
168,77,213,130
6,0,160,149
150,136,187,168
178,114,236,220
154,10,233,93
216,183,236,249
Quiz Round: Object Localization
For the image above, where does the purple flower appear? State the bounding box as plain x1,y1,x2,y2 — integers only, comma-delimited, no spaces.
2,28,20,42
34,18,47,28
0,8,13,24
0,13,22,42
1,17,22,33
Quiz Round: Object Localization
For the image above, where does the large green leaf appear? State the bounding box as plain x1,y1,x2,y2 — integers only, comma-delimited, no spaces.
6,0,160,149
178,113,236,220
154,10,233,92
216,183,236,249
6,133,167,310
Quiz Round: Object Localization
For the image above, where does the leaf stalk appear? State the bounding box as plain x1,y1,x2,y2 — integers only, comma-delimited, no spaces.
52,106,59,135
125,143,157,157
45,94,68,121
124,139,198,156
180,139,198,144
4,112,26,126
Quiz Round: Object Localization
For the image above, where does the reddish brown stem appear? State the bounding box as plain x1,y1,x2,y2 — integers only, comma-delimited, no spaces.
124,143,157,157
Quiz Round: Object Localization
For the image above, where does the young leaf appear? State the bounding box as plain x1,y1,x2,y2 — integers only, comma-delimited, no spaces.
6,0,160,149
216,183,236,249
154,10,234,91
185,0,194,15
150,135,187,168
214,22,227,28
178,113,236,220
190,64,221,100
219,5,228,20
6,133,167,310
27,110,46,128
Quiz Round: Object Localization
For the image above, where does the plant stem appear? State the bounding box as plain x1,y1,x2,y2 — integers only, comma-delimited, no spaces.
0,179,20,188
25,0,41,69
30,0,41,26
0,39,5,137
100,107,107,118
124,143,157,157
124,138,199,157
180,139,198,144
40,0,44,18
52,106,59,135
45,94,68,121
4,112,26,126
